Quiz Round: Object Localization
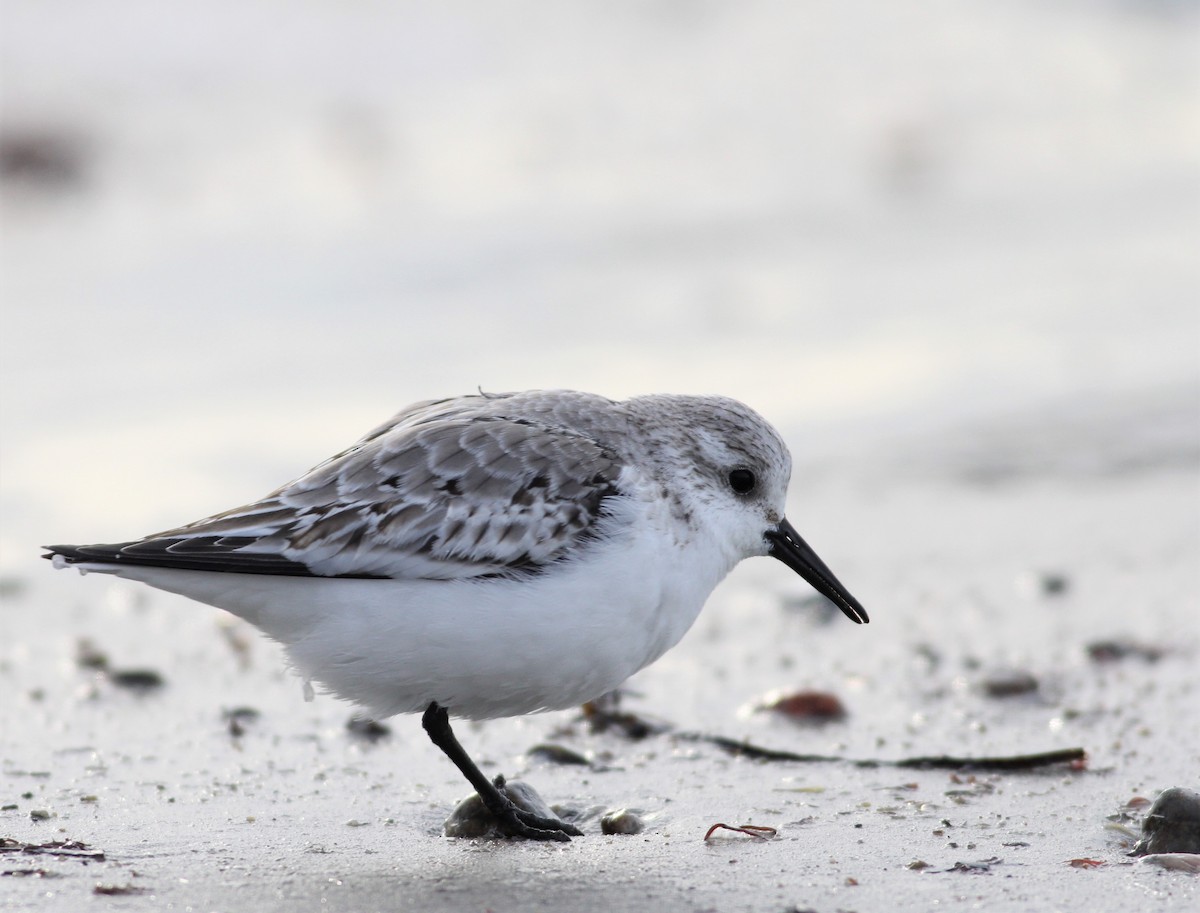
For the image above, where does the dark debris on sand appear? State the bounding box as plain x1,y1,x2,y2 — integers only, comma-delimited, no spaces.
0,839,105,862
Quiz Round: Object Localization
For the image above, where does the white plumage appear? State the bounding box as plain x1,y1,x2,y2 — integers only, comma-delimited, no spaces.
47,389,867,840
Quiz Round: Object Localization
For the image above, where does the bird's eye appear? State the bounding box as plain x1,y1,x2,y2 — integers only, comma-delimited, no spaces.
728,468,756,494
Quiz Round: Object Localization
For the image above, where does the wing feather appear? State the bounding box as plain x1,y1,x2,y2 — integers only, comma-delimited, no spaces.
49,397,626,580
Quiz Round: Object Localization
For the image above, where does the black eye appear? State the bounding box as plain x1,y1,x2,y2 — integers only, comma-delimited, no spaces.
728,468,756,494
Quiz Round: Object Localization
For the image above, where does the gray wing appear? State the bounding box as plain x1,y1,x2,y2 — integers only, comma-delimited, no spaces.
50,402,626,579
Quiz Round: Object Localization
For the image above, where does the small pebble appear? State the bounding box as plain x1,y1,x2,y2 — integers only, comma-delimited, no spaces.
600,809,644,835
75,639,109,671
72,640,166,693
93,884,148,896
107,669,165,692
223,706,261,738
223,706,261,723
1131,787,1200,856
443,779,568,839
345,715,391,742
0,129,89,188
1086,639,1164,664
1038,572,1070,595
981,669,1039,698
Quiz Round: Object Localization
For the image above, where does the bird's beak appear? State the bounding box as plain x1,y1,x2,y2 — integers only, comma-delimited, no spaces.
765,518,869,624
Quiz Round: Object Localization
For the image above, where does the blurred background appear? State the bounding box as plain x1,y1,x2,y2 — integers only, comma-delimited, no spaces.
1,0,1197,561
1,11,1198,905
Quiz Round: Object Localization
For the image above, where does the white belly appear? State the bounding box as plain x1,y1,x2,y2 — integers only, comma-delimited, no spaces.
75,527,732,720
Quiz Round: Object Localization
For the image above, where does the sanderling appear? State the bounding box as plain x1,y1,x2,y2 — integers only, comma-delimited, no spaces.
45,389,868,841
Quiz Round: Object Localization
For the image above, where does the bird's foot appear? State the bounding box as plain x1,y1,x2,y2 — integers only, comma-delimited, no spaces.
443,775,583,841
424,703,583,841
488,775,582,842
493,801,583,842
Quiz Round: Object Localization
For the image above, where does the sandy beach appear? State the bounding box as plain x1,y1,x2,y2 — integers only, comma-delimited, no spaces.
2,430,1197,911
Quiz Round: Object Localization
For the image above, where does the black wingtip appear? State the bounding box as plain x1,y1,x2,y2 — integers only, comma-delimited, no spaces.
43,543,119,565
42,538,384,579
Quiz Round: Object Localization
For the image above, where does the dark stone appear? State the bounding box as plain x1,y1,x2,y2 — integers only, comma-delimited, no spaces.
1131,787,1200,856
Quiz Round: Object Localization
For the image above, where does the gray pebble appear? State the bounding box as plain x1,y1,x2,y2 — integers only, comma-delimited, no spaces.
981,669,1039,698
1038,572,1070,595
600,808,644,835
1131,787,1200,856
442,779,562,839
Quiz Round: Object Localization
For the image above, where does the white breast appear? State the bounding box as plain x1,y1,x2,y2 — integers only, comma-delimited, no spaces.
75,499,735,721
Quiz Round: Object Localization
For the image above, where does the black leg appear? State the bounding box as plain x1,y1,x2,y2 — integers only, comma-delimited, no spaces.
421,701,583,841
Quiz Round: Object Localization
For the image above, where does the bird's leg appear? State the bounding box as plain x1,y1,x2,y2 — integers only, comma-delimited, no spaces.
421,701,583,841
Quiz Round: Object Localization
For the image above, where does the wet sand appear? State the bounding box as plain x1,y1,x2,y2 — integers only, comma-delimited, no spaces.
2,429,1197,911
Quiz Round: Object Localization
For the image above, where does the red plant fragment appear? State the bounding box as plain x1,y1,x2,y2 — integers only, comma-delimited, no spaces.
1068,858,1106,869
703,822,778,841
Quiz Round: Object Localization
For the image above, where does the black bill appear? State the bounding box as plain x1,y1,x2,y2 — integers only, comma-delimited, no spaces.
765,518,869,624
